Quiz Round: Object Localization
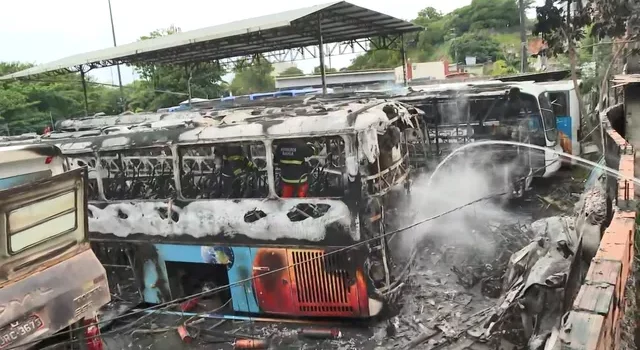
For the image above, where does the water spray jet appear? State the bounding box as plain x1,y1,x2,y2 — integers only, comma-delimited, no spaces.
427,140,639,188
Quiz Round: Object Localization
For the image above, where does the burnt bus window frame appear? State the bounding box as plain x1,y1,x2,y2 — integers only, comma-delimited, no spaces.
99,146,177,200
548,91,570,117
538,92,558,144
178,141,270,200
514,93,551,146
272,135,349,199
67,154,100,201
0,170,52,191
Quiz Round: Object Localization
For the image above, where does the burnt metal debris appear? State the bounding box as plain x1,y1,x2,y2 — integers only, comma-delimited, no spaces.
89,168,593,350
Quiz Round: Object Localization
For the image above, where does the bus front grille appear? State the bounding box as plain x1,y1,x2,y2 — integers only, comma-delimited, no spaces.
290,250,355,315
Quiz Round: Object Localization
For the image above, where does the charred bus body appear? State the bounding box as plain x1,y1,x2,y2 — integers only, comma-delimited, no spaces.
0,144,109,349
13,98,426,320
396,82,561,198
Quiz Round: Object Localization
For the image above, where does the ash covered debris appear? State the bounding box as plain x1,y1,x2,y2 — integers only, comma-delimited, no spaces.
465,181,609,350
476,216,578,349
378,219,536,350
372,167,593,350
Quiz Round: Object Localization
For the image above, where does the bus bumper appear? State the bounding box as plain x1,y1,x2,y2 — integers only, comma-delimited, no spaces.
0,248,110,349
542,144,563,178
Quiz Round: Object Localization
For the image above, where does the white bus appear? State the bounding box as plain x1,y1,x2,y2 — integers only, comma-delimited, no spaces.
538,80,582,162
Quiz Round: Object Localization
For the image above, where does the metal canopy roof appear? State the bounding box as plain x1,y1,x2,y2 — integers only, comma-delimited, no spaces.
0,1,421,80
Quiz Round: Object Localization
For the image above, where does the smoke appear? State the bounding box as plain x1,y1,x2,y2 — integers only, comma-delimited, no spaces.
394,150,526,257
437,94,469,124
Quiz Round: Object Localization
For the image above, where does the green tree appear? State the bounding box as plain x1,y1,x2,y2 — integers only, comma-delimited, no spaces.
229,59,275,95
448,0,520,33
313,65,337,74
279,66,304,76
490,59,518,76
133,25,226,111
349,0,525,70
348,51,400,70
449,33,501,64
410,7,446,59
0,62,120,134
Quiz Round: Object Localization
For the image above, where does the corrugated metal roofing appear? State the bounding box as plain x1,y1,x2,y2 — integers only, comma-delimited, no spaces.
0,1,421,80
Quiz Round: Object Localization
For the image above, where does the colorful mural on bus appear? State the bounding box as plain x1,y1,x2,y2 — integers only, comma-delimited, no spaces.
143,243,370,318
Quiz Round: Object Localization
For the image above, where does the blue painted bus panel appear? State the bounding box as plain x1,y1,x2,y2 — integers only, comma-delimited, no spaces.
556,116,572,154
142,258,170,303
227,247,259,313
156,244,205,263
556,116,572,138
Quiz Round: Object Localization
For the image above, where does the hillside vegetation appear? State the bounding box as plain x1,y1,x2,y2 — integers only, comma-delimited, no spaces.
348,0,535,73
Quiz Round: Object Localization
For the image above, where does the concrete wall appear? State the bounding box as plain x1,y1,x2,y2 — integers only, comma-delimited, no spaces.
394,61,447,83
560,104,636,349
275,70,395,90
625,85,640,196
463,64,485,76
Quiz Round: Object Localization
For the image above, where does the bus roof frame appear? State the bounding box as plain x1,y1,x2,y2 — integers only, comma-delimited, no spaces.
17,99,417,153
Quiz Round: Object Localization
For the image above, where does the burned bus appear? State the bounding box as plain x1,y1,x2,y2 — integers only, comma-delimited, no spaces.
396,82,562,197
24,98,425,320
0,144,110,350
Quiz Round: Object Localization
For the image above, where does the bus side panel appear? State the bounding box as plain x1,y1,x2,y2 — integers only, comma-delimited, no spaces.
138,244,371,318
227,247,259,313
252,248,297,315
153,243,260,313
557,115,573,155
141,244,172,304
570,90,581,157
285,249,367,318
142,259,168,304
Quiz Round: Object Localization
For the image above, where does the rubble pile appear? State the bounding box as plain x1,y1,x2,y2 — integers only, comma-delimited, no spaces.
375,171,593,350
376,220,536,350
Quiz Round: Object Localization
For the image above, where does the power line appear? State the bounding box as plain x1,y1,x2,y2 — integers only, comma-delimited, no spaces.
5,191,505,350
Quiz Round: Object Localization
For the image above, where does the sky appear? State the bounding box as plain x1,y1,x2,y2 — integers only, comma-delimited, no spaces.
0,0,544,88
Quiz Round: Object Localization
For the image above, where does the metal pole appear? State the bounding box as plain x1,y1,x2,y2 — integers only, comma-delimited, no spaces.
185,64,193,107
80,70,89,117
49,111,54,130
518,0,528,73
317,15,327,95
400,34,407,86
108,0,125,111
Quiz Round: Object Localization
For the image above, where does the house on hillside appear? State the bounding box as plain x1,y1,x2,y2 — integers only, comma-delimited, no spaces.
528,38,549,72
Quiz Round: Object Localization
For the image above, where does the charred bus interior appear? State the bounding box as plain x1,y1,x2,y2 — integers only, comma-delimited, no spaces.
397,83,558,198
8,97,429,321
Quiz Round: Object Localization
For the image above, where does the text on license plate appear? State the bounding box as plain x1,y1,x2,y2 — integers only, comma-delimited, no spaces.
0,315,43,348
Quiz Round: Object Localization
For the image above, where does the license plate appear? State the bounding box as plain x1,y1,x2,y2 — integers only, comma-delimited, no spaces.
0,315,43,348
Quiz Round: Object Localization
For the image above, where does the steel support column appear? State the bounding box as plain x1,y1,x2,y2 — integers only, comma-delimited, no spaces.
80,70,89,117
400,34,407,86
317,15,327,95
185,64,193,107
518,0,527,73
107,0,125,111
